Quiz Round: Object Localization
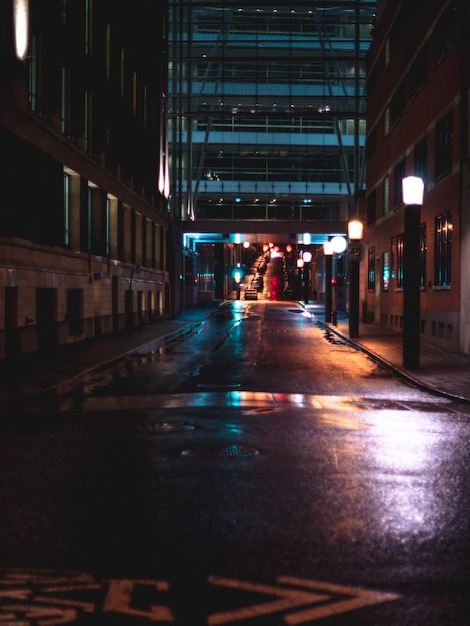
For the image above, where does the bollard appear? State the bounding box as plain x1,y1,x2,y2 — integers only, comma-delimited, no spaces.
331,310,337,326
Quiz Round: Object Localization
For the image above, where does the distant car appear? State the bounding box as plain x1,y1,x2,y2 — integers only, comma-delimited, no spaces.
244,287,258,300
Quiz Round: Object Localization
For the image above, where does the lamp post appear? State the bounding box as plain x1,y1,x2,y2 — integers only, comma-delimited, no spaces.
323,240,333,324
347,219,363,338
296,258,304,301
402,176,424,369
302,251,312,304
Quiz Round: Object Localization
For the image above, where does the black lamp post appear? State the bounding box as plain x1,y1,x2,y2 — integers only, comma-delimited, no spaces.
323,241,333,324
348,219,363,338
296,257,304,301
302,251,312,304
402,176,424,369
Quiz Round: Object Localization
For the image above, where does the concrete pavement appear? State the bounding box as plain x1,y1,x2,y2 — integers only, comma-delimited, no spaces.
1,298,470,412
304,302,470,404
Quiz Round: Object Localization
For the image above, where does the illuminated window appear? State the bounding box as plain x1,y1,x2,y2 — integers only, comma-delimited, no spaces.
434,212,452,286
382,251,389,291
63,173,70,246
396,232,404,289
367,247,375,290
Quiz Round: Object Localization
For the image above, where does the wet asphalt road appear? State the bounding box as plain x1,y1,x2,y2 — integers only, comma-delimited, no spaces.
1,292,470,625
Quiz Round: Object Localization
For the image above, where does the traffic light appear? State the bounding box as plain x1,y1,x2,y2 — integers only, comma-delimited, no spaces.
233,269,242,284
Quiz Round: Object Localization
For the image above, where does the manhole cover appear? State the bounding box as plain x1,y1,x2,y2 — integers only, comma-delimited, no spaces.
137,421,195,432
181,445,259,458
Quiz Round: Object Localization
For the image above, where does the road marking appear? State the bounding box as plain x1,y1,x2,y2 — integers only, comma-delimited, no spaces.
207,576,400,625
0,569,400,624
207,576,329,625
103,578,175,622
278,577,400,624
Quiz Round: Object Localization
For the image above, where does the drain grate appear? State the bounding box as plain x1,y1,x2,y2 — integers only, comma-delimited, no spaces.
137,421,195,432
181,445,259,459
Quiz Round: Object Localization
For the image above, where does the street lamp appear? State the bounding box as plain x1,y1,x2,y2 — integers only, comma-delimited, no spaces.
323,240,333,324
402,176,424,369
296,257,304,301
348,219,363,338
302,251,312,304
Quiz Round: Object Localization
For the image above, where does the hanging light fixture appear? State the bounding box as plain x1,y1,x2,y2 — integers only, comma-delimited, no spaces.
14,0,29,60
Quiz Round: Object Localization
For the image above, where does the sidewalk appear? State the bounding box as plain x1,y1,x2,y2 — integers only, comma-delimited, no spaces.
2,298,470,411
303,302,470,404
0,301,222,412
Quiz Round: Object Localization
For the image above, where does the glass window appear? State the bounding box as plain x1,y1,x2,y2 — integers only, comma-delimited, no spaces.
367,190,376,226
435,113,453,179
382,251,389,291
383,176,389,214
63,173,70,246
384,106,390,137
434,212,452,286
391,80,406,126
396,232,404,288
367,247,375,290
384,37,390,67
414,137,428,188
409,44,428,100
169,1,374,222
419,222,427,288
366,127,376,160
393,160,405,207
434,6,456,66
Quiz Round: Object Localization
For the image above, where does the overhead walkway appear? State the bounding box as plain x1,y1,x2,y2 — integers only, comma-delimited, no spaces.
181,219,349,245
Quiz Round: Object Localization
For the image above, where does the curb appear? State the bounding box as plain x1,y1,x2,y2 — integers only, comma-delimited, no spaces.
316,319,470,405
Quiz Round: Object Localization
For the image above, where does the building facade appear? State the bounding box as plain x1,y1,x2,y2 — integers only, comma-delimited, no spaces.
0,0,173,360
364,0,470,353
168,0,376,304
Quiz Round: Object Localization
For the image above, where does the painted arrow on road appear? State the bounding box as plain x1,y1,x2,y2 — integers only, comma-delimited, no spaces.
0,569,400,624
207,575,400,625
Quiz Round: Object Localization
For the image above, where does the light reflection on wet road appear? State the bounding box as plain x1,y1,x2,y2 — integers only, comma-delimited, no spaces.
1,299,470,624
